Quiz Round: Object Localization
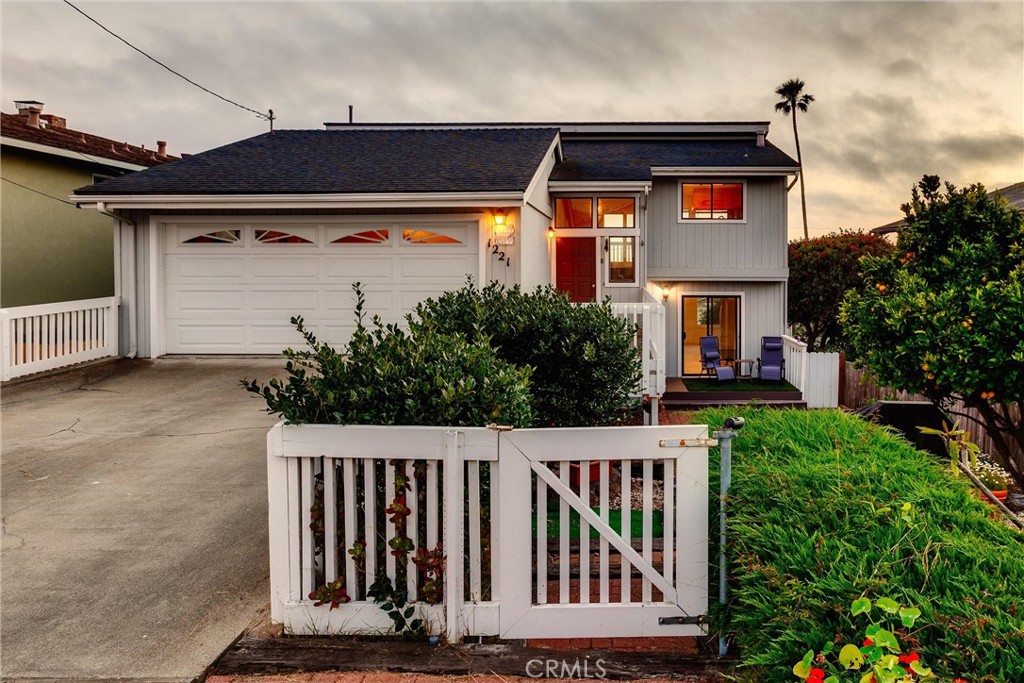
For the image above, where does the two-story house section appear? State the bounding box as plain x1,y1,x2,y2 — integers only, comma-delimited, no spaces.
547,123,798,377
71,120,797,380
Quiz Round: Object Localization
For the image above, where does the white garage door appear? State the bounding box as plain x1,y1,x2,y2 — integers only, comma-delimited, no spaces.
164,220,480,354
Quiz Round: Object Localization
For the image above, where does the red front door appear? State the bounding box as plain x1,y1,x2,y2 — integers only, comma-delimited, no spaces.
555,237,596,303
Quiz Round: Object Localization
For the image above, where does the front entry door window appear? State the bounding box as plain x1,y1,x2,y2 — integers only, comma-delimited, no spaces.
681,296,739,375
555,237,597,303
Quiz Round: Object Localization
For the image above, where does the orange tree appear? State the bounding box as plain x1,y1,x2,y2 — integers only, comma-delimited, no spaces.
788,231,892,352
842,176,1024,486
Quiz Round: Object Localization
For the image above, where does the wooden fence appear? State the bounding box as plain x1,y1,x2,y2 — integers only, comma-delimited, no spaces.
840,355,1022,463
1,297,119,381
267,423,710,640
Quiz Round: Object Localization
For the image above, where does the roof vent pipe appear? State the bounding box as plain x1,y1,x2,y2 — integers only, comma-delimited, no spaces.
756,132,765,147
157,140,167,157
349,105,354,124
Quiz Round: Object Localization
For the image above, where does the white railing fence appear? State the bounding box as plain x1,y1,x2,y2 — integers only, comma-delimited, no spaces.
609,294,667,398
780,336,839,408
781,335,808,393
268,422,710,640
1,297,119,381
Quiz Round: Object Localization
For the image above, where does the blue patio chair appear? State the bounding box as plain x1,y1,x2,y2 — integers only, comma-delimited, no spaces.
758,336,785,381
699,336,720,377
700,336,736,381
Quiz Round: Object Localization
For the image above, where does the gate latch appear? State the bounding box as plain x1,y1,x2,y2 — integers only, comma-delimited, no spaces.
659,615,705,625
659,438,718,448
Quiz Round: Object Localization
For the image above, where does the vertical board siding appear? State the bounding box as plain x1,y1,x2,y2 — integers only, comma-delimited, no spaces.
647,177,788,278
663,281,785,377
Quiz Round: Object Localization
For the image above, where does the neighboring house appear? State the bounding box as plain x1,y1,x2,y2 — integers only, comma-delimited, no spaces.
870,180,1024,237
71,121,797,377
1,101,177,308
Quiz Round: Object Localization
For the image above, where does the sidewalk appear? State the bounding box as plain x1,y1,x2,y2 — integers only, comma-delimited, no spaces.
208,673,705,683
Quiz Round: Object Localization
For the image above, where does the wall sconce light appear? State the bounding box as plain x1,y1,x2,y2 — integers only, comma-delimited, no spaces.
547,226,556,239
492,209,515,246
662,288,670,302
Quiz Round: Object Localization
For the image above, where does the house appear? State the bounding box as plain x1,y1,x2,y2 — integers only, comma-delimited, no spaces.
1,101,177,308
870,180,1024,237
70,121,798,379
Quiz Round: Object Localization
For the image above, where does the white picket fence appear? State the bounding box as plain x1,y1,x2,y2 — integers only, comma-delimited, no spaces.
609,291,667,398
1,297,119,381
267,423,710,640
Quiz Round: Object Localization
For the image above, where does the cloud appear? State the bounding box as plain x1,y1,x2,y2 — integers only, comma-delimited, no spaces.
2,0,1020,236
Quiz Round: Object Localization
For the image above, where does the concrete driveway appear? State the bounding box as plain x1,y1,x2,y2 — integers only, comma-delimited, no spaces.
1,358,283,680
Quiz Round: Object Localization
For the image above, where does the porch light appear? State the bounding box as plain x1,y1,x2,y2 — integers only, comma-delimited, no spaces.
547,226,556,239
493,209,507,226
662,290,670,302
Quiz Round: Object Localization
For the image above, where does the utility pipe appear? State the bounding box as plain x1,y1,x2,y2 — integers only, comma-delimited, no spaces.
713,417,744,657
96,202,137,358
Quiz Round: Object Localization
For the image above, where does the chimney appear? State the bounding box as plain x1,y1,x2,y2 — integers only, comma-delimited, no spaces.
14,100,44,116
26,107,42,128
40,114,67,129
756,132,766,147
157,140,167,157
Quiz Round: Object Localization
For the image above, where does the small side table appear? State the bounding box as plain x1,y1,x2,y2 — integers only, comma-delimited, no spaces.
734,358,755,379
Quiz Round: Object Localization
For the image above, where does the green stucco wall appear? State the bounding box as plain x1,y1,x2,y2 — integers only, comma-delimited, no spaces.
1,147,115,307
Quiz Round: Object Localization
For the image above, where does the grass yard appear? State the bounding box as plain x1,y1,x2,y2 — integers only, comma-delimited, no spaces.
693,407,1024,683
683,377,799,392
536,506,664,540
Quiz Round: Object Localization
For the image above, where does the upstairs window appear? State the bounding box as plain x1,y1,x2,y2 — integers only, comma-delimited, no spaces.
680,182,744,221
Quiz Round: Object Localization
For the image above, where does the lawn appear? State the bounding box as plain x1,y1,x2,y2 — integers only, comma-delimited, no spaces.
694,407,1024,682
536,506,664,539
683,377,799,392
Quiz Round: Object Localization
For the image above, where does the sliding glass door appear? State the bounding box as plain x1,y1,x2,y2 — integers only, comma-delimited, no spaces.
681,296,740,375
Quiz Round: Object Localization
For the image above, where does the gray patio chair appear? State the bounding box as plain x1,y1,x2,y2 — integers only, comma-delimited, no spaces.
700,335,735,381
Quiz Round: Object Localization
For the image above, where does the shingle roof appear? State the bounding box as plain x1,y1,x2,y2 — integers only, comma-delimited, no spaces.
550,139,799,182
1,111,176,168
74,128,560,196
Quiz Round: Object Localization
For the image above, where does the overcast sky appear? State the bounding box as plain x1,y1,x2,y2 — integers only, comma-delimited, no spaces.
3,1,1021,236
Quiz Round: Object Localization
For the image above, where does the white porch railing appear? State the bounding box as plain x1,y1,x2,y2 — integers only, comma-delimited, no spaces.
781,335,808,394
781,335,840,408
268,422,710,640
1,297,119,381
609,291,666,398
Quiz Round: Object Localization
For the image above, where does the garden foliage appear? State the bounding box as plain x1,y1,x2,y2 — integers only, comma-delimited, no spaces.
696,407,1024,683
787,231,892,352
242,287,533,427
841,176,1024,485
413,281,641,426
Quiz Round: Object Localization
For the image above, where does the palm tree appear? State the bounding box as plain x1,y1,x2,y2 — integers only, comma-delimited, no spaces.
775,79,814,239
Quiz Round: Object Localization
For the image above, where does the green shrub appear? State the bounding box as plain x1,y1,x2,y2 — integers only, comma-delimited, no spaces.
695,407,1024,682
243,289,533,427
413,281,641,426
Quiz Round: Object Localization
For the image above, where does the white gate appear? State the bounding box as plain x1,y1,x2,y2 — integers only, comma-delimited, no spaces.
498,426,708,638
268,423,710,640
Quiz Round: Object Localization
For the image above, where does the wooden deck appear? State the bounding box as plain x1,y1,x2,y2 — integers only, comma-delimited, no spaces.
662,377,806,409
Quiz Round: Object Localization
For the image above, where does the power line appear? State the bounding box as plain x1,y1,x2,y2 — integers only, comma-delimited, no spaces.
63,0,272,122
2,177,79,206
